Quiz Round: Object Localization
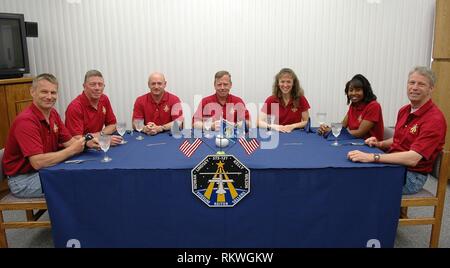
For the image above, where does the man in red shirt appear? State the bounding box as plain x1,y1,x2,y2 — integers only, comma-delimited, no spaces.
347,66,447,194
132,72,183,135
2,74,95,198
65,70,122,145
193,70,250,130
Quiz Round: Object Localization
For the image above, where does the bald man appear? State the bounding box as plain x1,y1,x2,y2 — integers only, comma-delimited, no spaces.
132,72,183,135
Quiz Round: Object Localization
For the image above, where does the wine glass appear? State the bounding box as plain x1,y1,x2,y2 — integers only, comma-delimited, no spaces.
316,112,327,127
116,122,128,144
266,114,275,135
236,120,246,138
99,134,112,162
134,118,144,140
331,122,343,146
203,116,213,139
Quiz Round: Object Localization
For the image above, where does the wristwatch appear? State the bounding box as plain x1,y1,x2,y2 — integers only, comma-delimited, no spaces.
373,153,381,163
84,133,94,151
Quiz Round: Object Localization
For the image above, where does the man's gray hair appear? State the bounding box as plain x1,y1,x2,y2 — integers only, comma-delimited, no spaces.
409,66,436,87
32,73,58,89
214,70,231,84
84,69,103,83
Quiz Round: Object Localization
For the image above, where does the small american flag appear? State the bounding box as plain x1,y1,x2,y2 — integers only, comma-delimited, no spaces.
238,137,259,155
179,138,203,158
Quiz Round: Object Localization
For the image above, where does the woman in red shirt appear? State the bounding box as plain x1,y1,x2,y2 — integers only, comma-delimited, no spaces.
258,68,310,133
318,74,384,140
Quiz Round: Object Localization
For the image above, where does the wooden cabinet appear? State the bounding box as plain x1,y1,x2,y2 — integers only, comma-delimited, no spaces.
433,0,450,181
0,77,33,148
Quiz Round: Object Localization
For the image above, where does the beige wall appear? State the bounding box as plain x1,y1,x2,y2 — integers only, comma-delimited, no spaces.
1,0,436,128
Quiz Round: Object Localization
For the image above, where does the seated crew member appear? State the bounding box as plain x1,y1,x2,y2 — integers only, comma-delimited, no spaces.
132,72,183,135
2,73,97,198
65,69,122,146
258,68,310,133
347,66,446,195
318,74,384,140
193,70,250,131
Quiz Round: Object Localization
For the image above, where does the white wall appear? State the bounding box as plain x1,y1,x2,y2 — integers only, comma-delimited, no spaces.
1,0,435,128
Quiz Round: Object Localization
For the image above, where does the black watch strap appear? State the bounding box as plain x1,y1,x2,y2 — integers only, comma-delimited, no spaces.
84,133,94,151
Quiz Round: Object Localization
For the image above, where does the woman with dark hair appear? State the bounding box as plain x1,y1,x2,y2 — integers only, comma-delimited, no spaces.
258,68,310,133
318,74,384,140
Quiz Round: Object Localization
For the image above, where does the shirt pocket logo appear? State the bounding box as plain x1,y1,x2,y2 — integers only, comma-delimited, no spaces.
410,124,419,135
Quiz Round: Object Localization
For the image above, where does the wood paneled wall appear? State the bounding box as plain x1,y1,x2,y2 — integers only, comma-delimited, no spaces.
432,0,450,151
432,0,450,182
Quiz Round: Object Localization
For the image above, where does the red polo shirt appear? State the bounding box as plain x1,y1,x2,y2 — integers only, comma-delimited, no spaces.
132,91,183,125
389,100,446,174
2,104,72,176
193,94,250,123
346,100,384,140
65,92,117,136
261,95,310,125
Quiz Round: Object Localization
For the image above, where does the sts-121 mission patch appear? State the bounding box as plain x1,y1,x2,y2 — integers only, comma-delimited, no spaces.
191,155,250,207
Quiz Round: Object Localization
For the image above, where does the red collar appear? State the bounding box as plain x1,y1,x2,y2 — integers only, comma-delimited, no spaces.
80,92,99,108
351,101,367,111
215,94,232,106
30,103,49,122
149,91,168,104
409,99,434,117
274,96,294,107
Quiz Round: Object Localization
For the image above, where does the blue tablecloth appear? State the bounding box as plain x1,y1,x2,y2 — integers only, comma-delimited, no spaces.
40,129,405,248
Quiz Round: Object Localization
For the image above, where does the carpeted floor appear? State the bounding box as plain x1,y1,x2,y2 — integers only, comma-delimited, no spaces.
394,176,450,248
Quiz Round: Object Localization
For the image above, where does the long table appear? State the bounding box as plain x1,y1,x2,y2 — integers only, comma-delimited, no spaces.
40,129,405,248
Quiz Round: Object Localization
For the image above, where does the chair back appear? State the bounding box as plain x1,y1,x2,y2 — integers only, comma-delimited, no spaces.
399,150,449,248
0,148,7,197
383,127,394,139
431,151,442,179
0,148,50,248
0,148,4,181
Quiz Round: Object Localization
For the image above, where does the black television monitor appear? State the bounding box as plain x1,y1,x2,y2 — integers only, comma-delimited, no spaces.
0,13,30,79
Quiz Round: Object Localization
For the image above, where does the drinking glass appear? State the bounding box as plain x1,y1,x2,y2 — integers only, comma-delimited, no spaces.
203,116,213,139
170,120,182,138
116,122,128,144
316,112,327,127
236,120,246,138
331,122,343,146
99,134,112,162
266,114,275,135
134,118,144,140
